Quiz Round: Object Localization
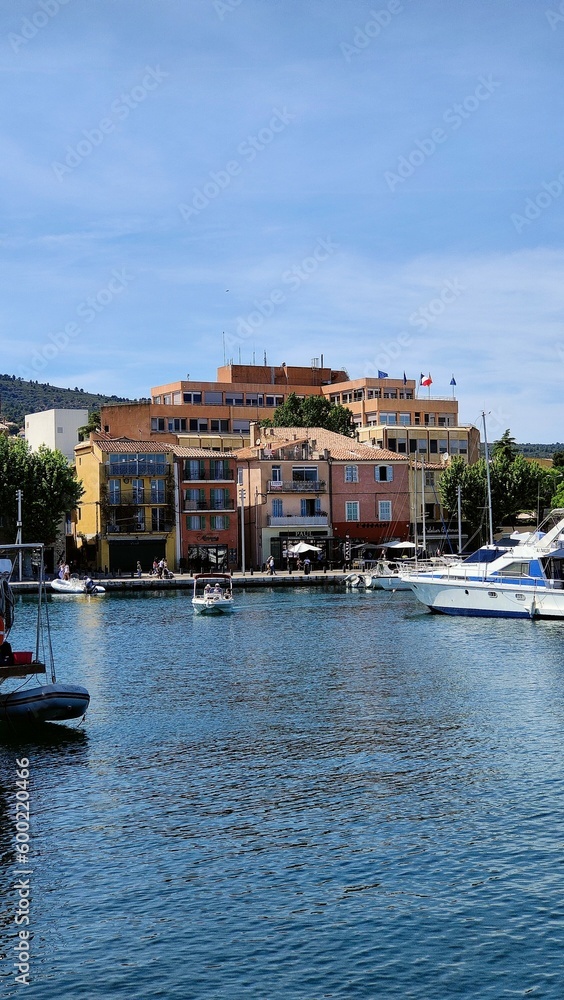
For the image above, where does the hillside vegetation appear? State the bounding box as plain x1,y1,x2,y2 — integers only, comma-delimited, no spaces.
0,374,132,429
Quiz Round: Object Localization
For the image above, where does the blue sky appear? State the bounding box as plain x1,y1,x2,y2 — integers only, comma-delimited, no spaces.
1,0,564,440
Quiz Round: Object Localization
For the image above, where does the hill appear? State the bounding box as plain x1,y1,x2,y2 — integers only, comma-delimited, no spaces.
0,374,133,429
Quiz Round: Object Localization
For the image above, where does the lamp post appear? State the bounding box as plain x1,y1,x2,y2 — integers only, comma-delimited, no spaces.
239,487,246,574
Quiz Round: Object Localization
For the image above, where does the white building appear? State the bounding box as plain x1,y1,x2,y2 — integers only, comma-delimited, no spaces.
25,408,89,462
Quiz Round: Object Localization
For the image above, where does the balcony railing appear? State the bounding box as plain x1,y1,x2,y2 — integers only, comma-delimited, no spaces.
107,462,169,477
267,480,326,493
267,515,329,527
183,470,235,481
107,493,170,506
183,499,236,511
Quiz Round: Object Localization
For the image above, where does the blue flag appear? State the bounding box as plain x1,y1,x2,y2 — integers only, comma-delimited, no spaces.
378,370,388,378
450,376,456,386
403,371,407,385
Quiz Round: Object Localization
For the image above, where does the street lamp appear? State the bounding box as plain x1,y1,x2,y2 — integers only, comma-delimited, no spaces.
239,488,246,574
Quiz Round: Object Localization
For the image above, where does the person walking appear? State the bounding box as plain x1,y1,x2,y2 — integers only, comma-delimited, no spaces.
267,555,276,576
136,561,142,578
303,557,311,576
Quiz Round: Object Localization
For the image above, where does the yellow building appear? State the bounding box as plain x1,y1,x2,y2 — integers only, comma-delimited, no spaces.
74,437,177,574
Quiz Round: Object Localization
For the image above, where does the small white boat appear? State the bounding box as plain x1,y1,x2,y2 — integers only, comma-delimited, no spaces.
51,574,106,595
0,545,90,726
192,573,234,614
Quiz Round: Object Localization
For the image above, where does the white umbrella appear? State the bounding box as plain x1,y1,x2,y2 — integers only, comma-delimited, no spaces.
384,540,416,549
288,541,322,554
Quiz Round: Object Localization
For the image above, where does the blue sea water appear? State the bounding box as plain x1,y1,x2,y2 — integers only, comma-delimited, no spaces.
1,586,564,998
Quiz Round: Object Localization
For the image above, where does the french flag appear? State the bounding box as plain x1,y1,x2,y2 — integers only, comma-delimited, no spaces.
420,373,432,387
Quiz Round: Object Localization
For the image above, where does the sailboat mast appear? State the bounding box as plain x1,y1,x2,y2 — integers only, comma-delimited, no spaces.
482,411,494,545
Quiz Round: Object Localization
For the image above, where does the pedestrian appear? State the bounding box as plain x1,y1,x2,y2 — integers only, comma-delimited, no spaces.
267,555,276,576
136,561,142,578
303,557,311,576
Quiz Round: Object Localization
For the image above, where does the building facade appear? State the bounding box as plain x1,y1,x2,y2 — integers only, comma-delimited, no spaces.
175,448,238,573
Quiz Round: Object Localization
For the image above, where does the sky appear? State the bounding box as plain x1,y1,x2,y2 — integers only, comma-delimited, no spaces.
1,0,563,441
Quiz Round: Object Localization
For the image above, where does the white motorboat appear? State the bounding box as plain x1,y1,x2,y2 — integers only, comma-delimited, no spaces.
402,510,564,620
1,545,90,725
192,573,234,614
51,575,106,595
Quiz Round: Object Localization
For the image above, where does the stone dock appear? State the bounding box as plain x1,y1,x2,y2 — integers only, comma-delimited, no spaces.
10,570,349,594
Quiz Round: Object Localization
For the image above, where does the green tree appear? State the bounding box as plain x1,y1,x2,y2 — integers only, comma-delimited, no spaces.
492,428,518,462
262,392,354,436
440,454,553,538
77,410,101,441
552,450,564,468
0,437,84,544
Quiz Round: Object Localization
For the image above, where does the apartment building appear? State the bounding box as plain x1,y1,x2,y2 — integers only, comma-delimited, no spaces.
236,425,411,568
175,448,238,573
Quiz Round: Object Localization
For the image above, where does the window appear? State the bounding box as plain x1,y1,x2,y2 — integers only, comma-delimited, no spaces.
204,391,223,405
346,501,359,521
183,392,202,404
409,439,417,453
378,500,392,521
233,420,250,432
135,508,145,531
226,392,244,406
237,468,244,485
151,417,166,432
272,498,283,517
210,459,230,480
383,390,397,399
210,515,229,530
345,465,358,483
425,472,435,487
185,459,205,480
210,488,229,509
271,465,282,482
266,394,284,407
245,394,263,406
167,418,187,432
210,419,230,432
186,515,205,530
329,393,341,404
132,479,144,503
399,413,410,425
152,508,166,531
151,480,165,503
108,479,121,504
417,439,427,453
375,465,394,482
430,439,438,454
292,467,317,482
301,498,321,516
387,438,397,451
397,438,407,454
184,488,205,510
380,412,397,425
353,389,364,401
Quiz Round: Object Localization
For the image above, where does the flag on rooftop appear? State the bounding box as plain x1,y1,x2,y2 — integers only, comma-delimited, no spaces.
378,370,389,378
403,371,407,385
421,373,432,387
450,376,457,386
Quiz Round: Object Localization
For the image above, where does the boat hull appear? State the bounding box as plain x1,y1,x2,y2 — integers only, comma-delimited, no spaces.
51,580,105,595
0,684,90,723
407,577,564,619
192,598,234,615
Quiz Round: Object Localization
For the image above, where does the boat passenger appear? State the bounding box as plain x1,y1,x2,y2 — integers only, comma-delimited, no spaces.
84,577,96,594
0,641,14,665
213,583,223,596
204,584,212,594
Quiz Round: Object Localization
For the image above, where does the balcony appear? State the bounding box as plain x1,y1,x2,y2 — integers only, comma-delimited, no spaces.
267,515,329,527
267,480,326,493
183,470,234,482
107,462,169,476
183,499,236,511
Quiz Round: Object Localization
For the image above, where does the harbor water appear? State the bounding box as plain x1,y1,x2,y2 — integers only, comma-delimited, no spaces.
1,587,564,998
